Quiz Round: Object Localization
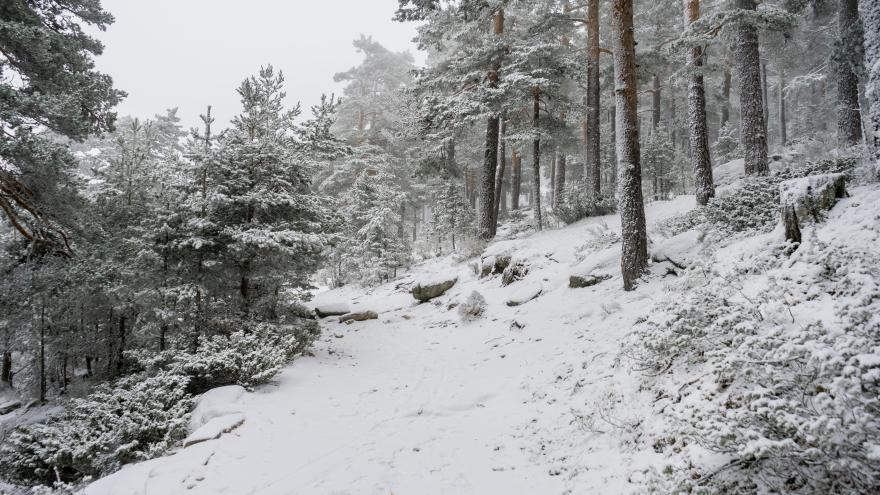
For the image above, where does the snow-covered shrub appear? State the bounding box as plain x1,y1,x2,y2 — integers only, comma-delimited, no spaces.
554,179,616,225
137,319,320,393
0,371,193,485
713,122,742,164
656,158,857,239
575,222,621,261
457,291,487,322
629,236,880,493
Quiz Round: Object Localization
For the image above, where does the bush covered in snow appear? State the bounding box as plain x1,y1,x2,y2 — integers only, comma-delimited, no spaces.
657,158,857,239
0,318,320,486
553,179,616,225
457,291,487,322
627,231,880,493
0,371,193,485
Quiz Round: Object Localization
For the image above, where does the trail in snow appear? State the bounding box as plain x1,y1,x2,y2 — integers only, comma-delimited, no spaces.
85,196,695,495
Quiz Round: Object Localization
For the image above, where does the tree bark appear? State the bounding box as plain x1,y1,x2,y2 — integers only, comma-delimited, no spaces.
554,152,567,210
652,74,662,130
586,0,602,195
778,66,787,146
761,62,769,142
863,0,880,160
685,0,715,206
732,0,768,175
720,67,731,129
1,350,11,387
838,0,863,145
511,150,521,209
612,0,648,291
492,118,507,228
532,88,543,231
478,9,504,240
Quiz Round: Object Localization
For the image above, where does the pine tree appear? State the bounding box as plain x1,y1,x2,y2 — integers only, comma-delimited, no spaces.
612,0,648,291
731,0,769,175
212,66,336,319
864,0,880,160
836,0,863,145
0,0,124,254
683,0,715,205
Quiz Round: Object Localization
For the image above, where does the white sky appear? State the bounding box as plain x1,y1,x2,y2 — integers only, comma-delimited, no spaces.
93,0,424,130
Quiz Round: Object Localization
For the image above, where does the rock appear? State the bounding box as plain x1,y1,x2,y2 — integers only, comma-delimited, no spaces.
779,173,848,242
501,261,528,286
412,276,457,302
494,255,512,274
479,258,494,278
0,399,22,415
314,302,351,318
505,283,543,307
650,230,703,269
338,310,378,323
569,273,612,288
189,385,246,432
183,413,245,447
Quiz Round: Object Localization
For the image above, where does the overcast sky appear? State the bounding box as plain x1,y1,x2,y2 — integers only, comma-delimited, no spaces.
93,0,424,130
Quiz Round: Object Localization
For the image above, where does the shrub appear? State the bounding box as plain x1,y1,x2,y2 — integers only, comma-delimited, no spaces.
629,235,880,493
0,371,193,485
457,291,487,322
554,179,617,225
656,158,857,239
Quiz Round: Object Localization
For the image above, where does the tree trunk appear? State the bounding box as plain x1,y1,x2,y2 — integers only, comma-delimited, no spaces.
652,74,662,130
39,302,46,403
778,67,787,146
1,350,11,387
761,62,769,142
479,9,504,240
732,0,768,175
586,0,602,195
838,0,863,145
720,67,731,129
532,88,543,231
863,0,880,160
493,118,507,227
685,0,715,206
511,150,521,209
554,152,567,210
612,0,648,291
669,92,678,149
550,152,557,205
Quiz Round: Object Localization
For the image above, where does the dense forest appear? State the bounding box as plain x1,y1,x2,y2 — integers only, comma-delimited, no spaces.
1,0,879,493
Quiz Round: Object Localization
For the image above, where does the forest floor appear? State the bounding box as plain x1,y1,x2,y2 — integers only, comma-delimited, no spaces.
84,159,878,495
84,194,696,495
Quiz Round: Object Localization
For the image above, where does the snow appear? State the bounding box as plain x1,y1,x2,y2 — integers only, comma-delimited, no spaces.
313,302,350,317
188,385,246,432
78,192,763,495
183,413,246,448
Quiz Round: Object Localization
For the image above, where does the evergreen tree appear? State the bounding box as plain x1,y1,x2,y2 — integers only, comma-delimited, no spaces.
0,0,124,254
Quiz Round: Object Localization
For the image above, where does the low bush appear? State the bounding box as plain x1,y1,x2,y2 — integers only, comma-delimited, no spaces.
554,179,617,225
457,291,487,322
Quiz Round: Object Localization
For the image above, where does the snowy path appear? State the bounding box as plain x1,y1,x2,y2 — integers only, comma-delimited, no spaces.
86,197,695,495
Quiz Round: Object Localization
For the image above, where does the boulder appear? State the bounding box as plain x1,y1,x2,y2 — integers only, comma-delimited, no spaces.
779,173,848,242
569,273,612,288
189,385,246,432
0,399,22,415
339,310,378,323
494,255,512,274
183,413,245,447
314,302,350,318
501,261,528,286
412,276,457,302
505,283,543,307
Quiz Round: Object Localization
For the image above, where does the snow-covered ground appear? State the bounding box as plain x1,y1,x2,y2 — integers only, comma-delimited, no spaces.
84,196,696,495
84,176,880,495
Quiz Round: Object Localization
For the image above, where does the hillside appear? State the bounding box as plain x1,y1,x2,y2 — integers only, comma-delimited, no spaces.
82,164,880,494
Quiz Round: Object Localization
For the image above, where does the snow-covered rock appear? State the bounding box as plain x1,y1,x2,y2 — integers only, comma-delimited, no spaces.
314,302,351,318
412,275,457,302
339,310,378,323
189,385,246,432
0,398,21,415
505,283,543,307
183,413,245,447
779,173,848,242
569,273,611,288
650,230,703,268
